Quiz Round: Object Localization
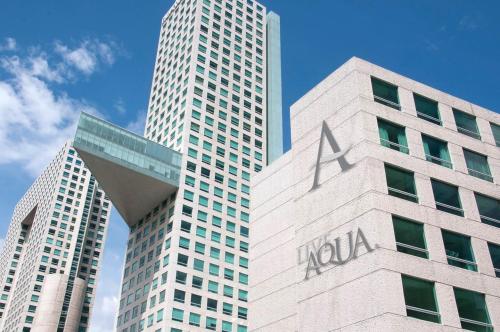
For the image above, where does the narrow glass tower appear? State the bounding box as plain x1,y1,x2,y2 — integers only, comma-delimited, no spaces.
108,0,283,331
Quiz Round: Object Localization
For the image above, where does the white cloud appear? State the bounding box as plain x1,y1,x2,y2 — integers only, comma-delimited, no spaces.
459,15,479,31
0,37,17,51
126,110,147,135
0,38,119,176
55,39,118,75
113,98,126,114
90,294,119,332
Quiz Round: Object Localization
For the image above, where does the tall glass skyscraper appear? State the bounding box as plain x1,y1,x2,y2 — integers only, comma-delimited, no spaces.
0,142,111,332
72,0,283,331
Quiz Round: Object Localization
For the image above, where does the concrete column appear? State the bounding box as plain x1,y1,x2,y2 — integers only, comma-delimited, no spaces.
459,187,481,222
476,117,496,146
414,174,434,209
398,88,416,117
406,128,425,160
425,224,447,264
471,238,495,277
448,143,467,174
65,277,86,332
32,274,68,332
439,104,457,131
435,283,461,329
486,294,500,330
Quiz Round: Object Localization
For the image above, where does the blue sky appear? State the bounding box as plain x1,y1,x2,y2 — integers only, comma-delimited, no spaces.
0,0,499,331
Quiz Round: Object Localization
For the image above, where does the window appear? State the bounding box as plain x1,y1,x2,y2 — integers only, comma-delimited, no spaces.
463,149,493,182
208,280,218,293
189,313,201,326
191,294,202,307
174,289,185,303
371,77,400,110
453,109,480,139
475,193,499,228
491,122,500,147
192,276,203,289
206,317,217,330
442,230,477,271
176,271,187,284
393,216,428,258
171,308,184,322
422,134,452,168
431,180,463,216
222,321,232,332
401,275,440,323
385,164,418,203
377,119,408,154
207,298,218,311
414,93,441,125
487,243,500,277
223,302,233,315
454,288,493,331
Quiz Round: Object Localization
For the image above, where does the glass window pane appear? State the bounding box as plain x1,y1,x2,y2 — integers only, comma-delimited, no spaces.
172,308,183,322
488,243,500,277
442,230,477,271
385,164,418,202
189,313,201,326
414,94,441,125
422,135,452,168
474,193,500,228
464,149,493,182
453,109,480,139
431,180,463,216
454,288,492,331
206,317,217,330
490,122,500,147
393,216,428,258
378,119,409,154
402,275,440,323
371,77,400,110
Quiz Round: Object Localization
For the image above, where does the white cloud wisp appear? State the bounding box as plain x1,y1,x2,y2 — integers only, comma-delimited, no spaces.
0,38,119,176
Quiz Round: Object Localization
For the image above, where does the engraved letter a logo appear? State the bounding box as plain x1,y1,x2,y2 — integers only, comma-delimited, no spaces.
309,121,353,191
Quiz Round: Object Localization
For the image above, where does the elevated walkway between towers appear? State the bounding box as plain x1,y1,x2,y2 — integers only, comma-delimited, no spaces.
73,112,181,227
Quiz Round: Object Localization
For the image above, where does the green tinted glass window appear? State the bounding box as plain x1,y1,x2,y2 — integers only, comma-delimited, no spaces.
442,230,477,271
464,149,493,182
414,94,441,125
222,321,232,332
491,122,500,147
189,313,201,326
488,243,500,278
431,180,463,216
393,216,428,258
191,294,202,307
402,275,440,323
454,288,492,331
385,164,418,202
206,317,217,330
378,119,408,154
193,258,204,272
172,308,183,322
453,109,480,139
475,193,500,228
179,237,190,249
371,77,400,110
174,289,185,303
422,135,452,168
